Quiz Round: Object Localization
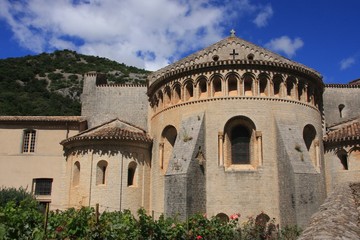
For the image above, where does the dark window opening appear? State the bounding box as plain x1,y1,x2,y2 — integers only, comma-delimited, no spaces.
231,125,250,164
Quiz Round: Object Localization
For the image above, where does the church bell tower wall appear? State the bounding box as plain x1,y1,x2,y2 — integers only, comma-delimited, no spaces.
81,73,148,129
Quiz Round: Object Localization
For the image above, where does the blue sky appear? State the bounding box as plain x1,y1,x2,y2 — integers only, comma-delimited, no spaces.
0,0,359,84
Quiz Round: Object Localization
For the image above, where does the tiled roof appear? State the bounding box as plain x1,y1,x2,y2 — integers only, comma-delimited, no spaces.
324,118,360,142
0,116,86,122
61,118,152,145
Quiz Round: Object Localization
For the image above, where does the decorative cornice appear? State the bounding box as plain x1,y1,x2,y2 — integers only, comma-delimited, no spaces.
151,96,320,120
97,84,147,88
147,60,323,96
0,116,86,123
325,84,360,89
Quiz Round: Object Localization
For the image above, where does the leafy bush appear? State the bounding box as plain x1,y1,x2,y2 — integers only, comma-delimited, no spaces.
0,193,302,240
0,187,34,206
0,194,43,239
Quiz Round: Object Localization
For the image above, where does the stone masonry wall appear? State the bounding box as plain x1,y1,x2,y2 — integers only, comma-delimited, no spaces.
299,182,360,239
164,113,206,219
323,86,360,126
81,74,148,129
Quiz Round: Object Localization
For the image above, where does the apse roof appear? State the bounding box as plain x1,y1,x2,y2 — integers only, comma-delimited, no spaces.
61,118,152,145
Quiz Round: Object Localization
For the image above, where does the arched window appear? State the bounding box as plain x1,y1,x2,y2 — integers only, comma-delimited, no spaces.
184,81,194,101
164,87,171,107
158,91,164,110
224,116,258,167
231,125,250,164
243,74,253,96
338,104,345,118
273,76,282,97
286,77,296,98
336,149,348,170
160,125,177,173
227,74,238,96
96,160,108,185
173,84,181,104
307,86,314,104
303,124,317,166
127,162,137,186
212,75,222,97
73,161,80,186
198,77,207,99
259,74,269,96
22,129,36,153
298,81,305,101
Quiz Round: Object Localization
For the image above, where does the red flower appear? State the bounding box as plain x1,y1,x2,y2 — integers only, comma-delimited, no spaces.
196,236,203,239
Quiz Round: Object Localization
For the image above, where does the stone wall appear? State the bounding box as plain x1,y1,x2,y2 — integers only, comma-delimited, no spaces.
299,182,360,239
164,113,206,219
81,73,148,129
323,85,360,126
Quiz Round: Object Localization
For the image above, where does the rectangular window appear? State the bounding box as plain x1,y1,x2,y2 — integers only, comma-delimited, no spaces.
34,178,52,195
23,130,36,153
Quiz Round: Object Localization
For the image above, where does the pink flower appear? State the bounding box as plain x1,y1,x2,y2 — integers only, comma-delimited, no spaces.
196,236,203,239
230,213,241,220
203,213,207,218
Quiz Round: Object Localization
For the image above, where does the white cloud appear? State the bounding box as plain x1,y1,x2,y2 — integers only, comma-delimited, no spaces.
253,5,273,27
265,36,304,57
340,57,355,70
0,0,268,70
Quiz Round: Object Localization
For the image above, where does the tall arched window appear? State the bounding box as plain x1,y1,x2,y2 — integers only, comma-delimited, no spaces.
286,77,296,98
298,81,305,101
243,74,253,96
184,80,194,101
73,161,80,186
338,104,345,118
227,74,238,96
259,74,269,96
212,75,222,97
173,84,181,104
96,160,108,185
303,124,317,166
224,116,257,167
336,149,348,170
157,91,163,110
128,162,137,186
164,87,171,107
160,125,177,173
231,125,251,164
198,77,207,99
273,76,282,97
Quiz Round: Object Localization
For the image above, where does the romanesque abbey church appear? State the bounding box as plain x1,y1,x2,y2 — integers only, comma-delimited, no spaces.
1,32,359,227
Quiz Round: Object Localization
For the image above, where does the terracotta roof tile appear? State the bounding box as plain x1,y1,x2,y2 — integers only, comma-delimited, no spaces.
61,118,152,145
0,116,86,122
324,119,360,142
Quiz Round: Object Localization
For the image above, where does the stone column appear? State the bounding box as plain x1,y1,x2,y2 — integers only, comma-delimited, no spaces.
218,132,224,166
159,142,164,168
256,131,263,166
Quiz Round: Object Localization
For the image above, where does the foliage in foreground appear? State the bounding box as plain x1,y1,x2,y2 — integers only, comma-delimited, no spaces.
0,188,301,239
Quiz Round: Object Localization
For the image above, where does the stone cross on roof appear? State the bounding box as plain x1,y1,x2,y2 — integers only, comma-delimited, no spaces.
230,29,236,37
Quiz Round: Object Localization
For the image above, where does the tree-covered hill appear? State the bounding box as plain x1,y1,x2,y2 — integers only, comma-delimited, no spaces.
0,50,149,116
